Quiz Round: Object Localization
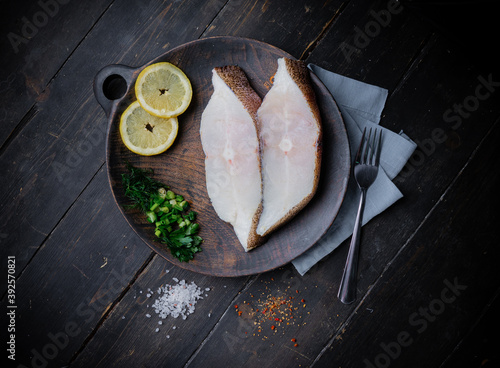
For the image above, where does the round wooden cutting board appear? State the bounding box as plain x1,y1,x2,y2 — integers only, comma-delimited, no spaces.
94,36,350,277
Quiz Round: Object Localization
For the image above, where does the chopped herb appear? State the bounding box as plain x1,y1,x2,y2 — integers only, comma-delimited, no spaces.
121,162,202,262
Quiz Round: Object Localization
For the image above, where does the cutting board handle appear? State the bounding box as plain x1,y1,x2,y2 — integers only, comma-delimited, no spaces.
93,64,136,117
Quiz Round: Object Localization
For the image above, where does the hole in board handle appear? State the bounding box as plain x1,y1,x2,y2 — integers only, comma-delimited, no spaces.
103,74,127,100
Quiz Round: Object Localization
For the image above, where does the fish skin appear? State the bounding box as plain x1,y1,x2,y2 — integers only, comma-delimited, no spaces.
200,66,264,251
256,57,322,237
215,66,261,117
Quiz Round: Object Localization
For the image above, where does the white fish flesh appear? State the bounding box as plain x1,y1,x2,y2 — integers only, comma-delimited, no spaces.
200,66,263,251
256,58,322,237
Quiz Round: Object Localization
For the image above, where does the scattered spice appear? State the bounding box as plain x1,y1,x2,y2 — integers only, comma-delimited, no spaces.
233,279,309,340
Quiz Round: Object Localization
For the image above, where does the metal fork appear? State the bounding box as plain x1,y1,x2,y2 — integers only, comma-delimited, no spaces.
338,127,382,304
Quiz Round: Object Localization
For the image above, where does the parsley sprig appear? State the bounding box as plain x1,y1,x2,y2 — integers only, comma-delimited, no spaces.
121,162,202,262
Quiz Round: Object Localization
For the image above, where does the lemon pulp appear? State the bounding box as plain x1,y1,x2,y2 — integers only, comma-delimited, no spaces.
135,62,192,118
120,101,178,156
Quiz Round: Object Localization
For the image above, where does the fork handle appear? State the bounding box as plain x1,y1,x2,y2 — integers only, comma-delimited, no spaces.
338,188,366,304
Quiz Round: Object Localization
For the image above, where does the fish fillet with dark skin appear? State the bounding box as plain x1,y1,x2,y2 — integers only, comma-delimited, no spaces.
200,59,321,251
200,66,263,251
256,58,322,237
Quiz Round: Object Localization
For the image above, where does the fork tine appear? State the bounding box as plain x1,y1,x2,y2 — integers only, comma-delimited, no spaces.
374,129,382,166
361,128,371,164
355,128,367,164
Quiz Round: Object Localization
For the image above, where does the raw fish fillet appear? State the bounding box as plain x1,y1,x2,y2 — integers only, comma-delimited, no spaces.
200,66,263,251
256,58,322,237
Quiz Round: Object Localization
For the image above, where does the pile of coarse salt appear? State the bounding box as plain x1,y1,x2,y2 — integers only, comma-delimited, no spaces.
148,278,207,321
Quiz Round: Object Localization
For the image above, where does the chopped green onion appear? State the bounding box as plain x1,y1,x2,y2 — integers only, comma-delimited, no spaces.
146,211,157,223
121,162,203,262
158,187,167,199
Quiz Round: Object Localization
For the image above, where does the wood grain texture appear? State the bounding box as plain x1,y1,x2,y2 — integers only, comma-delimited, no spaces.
312,119,500,368
2,0,500,367
0,168,154,367
0,0,226,278
0,1,114,147
307,0,431,90
70,255,252,368
202,0,346,59
101,36,350,276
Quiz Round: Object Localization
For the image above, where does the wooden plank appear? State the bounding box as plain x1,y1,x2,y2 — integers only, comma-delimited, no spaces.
60,0,428,364
171,5,429,368
0,0,226,279
70,255,253,367
183,265,349,367
311,119,500,367
306,0,430,90
202,0,346,59
402,1,500,75
55,0,361,365
441,289,500,367
3,0,378,366
179,8,500,368
5,1,499,368
341,32,500,294
2,167,154,367
0,0,114,147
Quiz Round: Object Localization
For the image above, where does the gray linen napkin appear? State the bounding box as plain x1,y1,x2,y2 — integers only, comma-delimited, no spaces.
292,64,417,275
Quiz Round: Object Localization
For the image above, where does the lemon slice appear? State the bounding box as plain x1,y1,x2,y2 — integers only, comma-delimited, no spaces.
135,62,192,118
120,101,178,156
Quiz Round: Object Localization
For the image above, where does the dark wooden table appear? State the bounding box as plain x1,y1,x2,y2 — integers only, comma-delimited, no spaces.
2,1,499,367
